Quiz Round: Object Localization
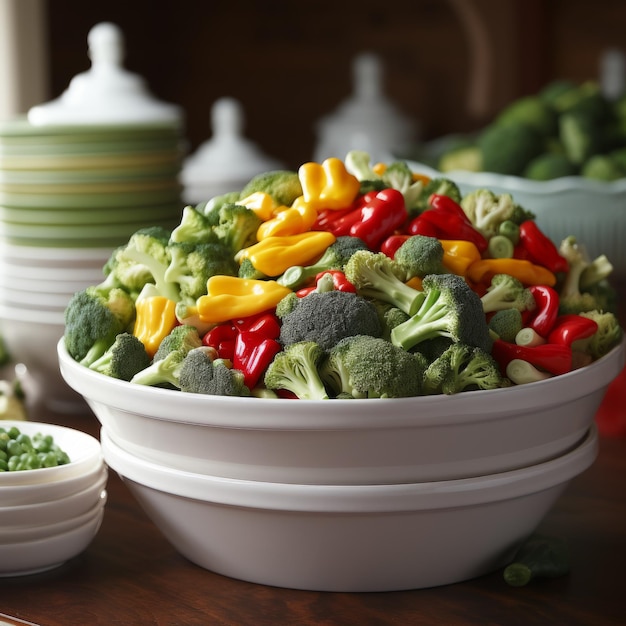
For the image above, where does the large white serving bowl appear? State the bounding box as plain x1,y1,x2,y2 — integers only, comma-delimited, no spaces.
100,425,598,592
59,338,624,485
0,501,105,577
0,471,107,527
406,159,626,275
0,421,103,487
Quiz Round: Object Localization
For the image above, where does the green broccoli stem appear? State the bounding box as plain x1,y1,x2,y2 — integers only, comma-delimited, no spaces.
390,290,451,350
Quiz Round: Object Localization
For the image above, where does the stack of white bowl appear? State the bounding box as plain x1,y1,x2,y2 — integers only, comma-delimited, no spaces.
0,421,107,577
0,22,185,412
58,337,625,592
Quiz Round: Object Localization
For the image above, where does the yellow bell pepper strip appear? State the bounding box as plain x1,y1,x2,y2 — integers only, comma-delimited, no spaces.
298,158,361,211
196,277,292,324
467,258,557,287
256,196,319,239
235,231,336,277
133,296,178,358
439,239,482,276
237,192,278,221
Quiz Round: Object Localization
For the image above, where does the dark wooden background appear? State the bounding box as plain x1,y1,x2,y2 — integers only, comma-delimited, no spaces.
42,0,626,169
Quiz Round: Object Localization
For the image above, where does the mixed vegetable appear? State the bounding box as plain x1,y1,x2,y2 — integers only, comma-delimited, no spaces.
64,151,623,399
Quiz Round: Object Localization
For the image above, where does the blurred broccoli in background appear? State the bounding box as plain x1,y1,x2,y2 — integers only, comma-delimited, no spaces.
436,80,626,181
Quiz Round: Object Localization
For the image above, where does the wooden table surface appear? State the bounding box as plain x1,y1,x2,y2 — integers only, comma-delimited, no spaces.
1,282,625,626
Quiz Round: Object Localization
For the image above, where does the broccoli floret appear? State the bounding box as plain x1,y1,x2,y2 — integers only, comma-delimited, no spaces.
275,292,300,319
238,257,268,280
170,205,218,245
580,154,625,181
195,191,241,216
558,236,605,314
422,343,508,395
460,189,535,239
238,170,302,207
320,335,425,398
579,310,623,359
264,341,329,400
494,95,558,138
64,285,136,366
179,347,251,396
277,236,368,289
480,274,536,314
371,300,410,341
164,241,238,303
523,153,578,181
390,273,493,353
344,250,425,316
279,290,382,351
130,324,203,388
438,145,482,175
477,123,545,176
559,112,606,166
107,227,179,302
88,332,151,381
394,235,448,279
488,308,524,343
212,203,263,254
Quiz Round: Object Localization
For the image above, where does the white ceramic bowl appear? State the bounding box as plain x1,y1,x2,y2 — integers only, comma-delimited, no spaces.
0,464,107,507
0,421,103,486
0,490,107,544
59,338,624,485
0,471,107,527
101,425,598,592
406,159,626,275
0,502,105,577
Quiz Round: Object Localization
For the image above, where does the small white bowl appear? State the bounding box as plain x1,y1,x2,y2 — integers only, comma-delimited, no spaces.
100,425,597,591
0,464,107,507
0,490,107,544
59,338,624,485
0,421,103,487
0,470,107,527
0,503,105,577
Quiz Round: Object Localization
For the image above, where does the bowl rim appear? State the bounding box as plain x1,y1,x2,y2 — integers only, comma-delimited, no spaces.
100,425,598,513
57,337,626,431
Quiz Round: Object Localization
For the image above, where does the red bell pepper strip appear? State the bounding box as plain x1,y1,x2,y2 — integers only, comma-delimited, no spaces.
527,285,560,338
233,332,282,389
380,234,411,258
492,338,573,376
348,188,408,249
203,310,283,388
296,270,356,297
312,191,377,235
202,323,237,360
516,220,569,274
547,314,599,347
408,194,488,253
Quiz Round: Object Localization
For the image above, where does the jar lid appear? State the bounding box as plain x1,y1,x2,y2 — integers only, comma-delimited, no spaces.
182,97,283,187
28,22,182,126
314,52,417,163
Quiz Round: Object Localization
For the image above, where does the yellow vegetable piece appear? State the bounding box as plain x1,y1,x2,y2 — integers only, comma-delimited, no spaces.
467,258,557,287
298,158,361,210
236,231,336,277
372,163,387,176
197,277,292,324
237,192,278,221
256,196,318,239
133,296,178,358
439,239,482,276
